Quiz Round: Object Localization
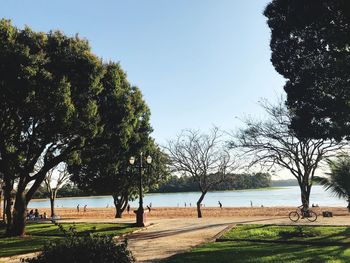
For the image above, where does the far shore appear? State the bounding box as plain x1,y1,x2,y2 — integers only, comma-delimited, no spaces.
25,206,350,220
30,186,288,202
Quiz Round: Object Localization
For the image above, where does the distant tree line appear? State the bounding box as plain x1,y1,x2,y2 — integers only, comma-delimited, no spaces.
271,179,299,187
32,183,89,199
152,173,271,193
30,172,271,199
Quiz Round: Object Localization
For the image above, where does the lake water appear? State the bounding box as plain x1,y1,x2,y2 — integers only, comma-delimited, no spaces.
28,185,347,208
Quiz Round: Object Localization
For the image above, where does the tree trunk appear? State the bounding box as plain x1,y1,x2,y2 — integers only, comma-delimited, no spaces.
4,184,13,234
347,200,350,212
113,197,124,218
115,204,123,218
50,191,57,218
196,191,207,218
113,194,128,218
50,198,55,218
299,181,311,210
10,191,27,236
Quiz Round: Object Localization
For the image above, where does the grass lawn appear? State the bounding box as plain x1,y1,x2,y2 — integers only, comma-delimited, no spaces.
0,222,137,257
221,224,350,243
164,241,350,263
164,225,350,263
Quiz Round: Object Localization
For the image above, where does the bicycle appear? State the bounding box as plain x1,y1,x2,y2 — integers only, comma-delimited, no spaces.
289,205,317,222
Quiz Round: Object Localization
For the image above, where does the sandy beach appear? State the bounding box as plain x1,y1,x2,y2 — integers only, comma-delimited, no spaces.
31,206,350,220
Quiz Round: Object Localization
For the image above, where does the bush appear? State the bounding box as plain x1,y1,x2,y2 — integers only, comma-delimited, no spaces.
24,224,135,263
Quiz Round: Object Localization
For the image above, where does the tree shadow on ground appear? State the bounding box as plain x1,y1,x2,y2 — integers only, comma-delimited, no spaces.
163,241,350,263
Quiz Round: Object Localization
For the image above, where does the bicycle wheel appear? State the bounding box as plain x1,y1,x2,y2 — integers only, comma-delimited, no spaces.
306,211,317,222
289,211,299,222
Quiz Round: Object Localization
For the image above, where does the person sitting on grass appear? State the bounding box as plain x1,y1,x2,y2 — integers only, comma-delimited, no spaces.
34,209,39,218
27,209,35,220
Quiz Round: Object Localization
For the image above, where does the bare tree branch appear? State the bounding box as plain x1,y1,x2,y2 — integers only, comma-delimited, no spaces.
164,127,236,217
230,98,348,208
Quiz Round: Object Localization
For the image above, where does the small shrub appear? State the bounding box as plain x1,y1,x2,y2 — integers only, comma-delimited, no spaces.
23,224,135,263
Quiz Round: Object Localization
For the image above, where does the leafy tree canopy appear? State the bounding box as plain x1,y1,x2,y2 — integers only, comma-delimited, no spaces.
0,19,160,234
68,63,169,217
264,0,350,140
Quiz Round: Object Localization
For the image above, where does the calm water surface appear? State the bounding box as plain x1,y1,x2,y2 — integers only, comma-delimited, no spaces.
28,185,346,208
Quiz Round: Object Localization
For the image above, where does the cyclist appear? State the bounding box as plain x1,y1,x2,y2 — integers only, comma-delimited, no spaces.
298,204,309,218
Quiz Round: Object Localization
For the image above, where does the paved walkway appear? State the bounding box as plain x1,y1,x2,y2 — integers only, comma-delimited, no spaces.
126,218,234,262
120,215,350,262
3,215,350,263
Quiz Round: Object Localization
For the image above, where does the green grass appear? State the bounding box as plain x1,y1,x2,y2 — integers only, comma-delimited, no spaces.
222,224,350,243
164,225,350,263
164,241,350,263
0,222,137,257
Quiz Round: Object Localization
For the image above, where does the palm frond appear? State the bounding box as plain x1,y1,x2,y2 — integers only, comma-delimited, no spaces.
319,156,350,202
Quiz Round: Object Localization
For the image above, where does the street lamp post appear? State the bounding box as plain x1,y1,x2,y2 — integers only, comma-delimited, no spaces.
129,152,152,227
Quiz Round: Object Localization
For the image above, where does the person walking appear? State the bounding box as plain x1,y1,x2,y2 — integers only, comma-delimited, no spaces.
77,204,80,212
218,201,222,209
83,205,87,212
127,204,130,214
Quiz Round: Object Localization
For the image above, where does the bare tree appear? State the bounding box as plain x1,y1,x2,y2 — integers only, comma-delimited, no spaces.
165,127,234,218
44,164,70,217
230,99,348,210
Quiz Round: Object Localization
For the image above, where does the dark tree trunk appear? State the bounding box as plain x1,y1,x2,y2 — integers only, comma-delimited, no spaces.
50,191,57,218
50,197,55,218
196,191,207,218
113,194,128,218
299,180,311,210
8,172,44,237
10,191,27,236
4,184,13,234
347,200,350,212
115,205,123,218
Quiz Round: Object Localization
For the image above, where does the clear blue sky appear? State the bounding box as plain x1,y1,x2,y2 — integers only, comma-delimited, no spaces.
1,0,285,145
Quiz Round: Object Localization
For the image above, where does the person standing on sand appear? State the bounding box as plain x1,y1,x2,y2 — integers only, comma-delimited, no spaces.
77,204,80,212
147,205,151,213
218,201,222,209
250,200,253,207
84,205,87,212
127,204,130,214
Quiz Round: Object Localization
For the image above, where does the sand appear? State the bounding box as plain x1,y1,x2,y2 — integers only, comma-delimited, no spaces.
32,206,349,220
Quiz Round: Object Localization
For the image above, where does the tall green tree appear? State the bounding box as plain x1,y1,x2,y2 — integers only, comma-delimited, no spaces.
264,0,350,140
0,19,104,236
315,157,350,212
68,63,168,218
